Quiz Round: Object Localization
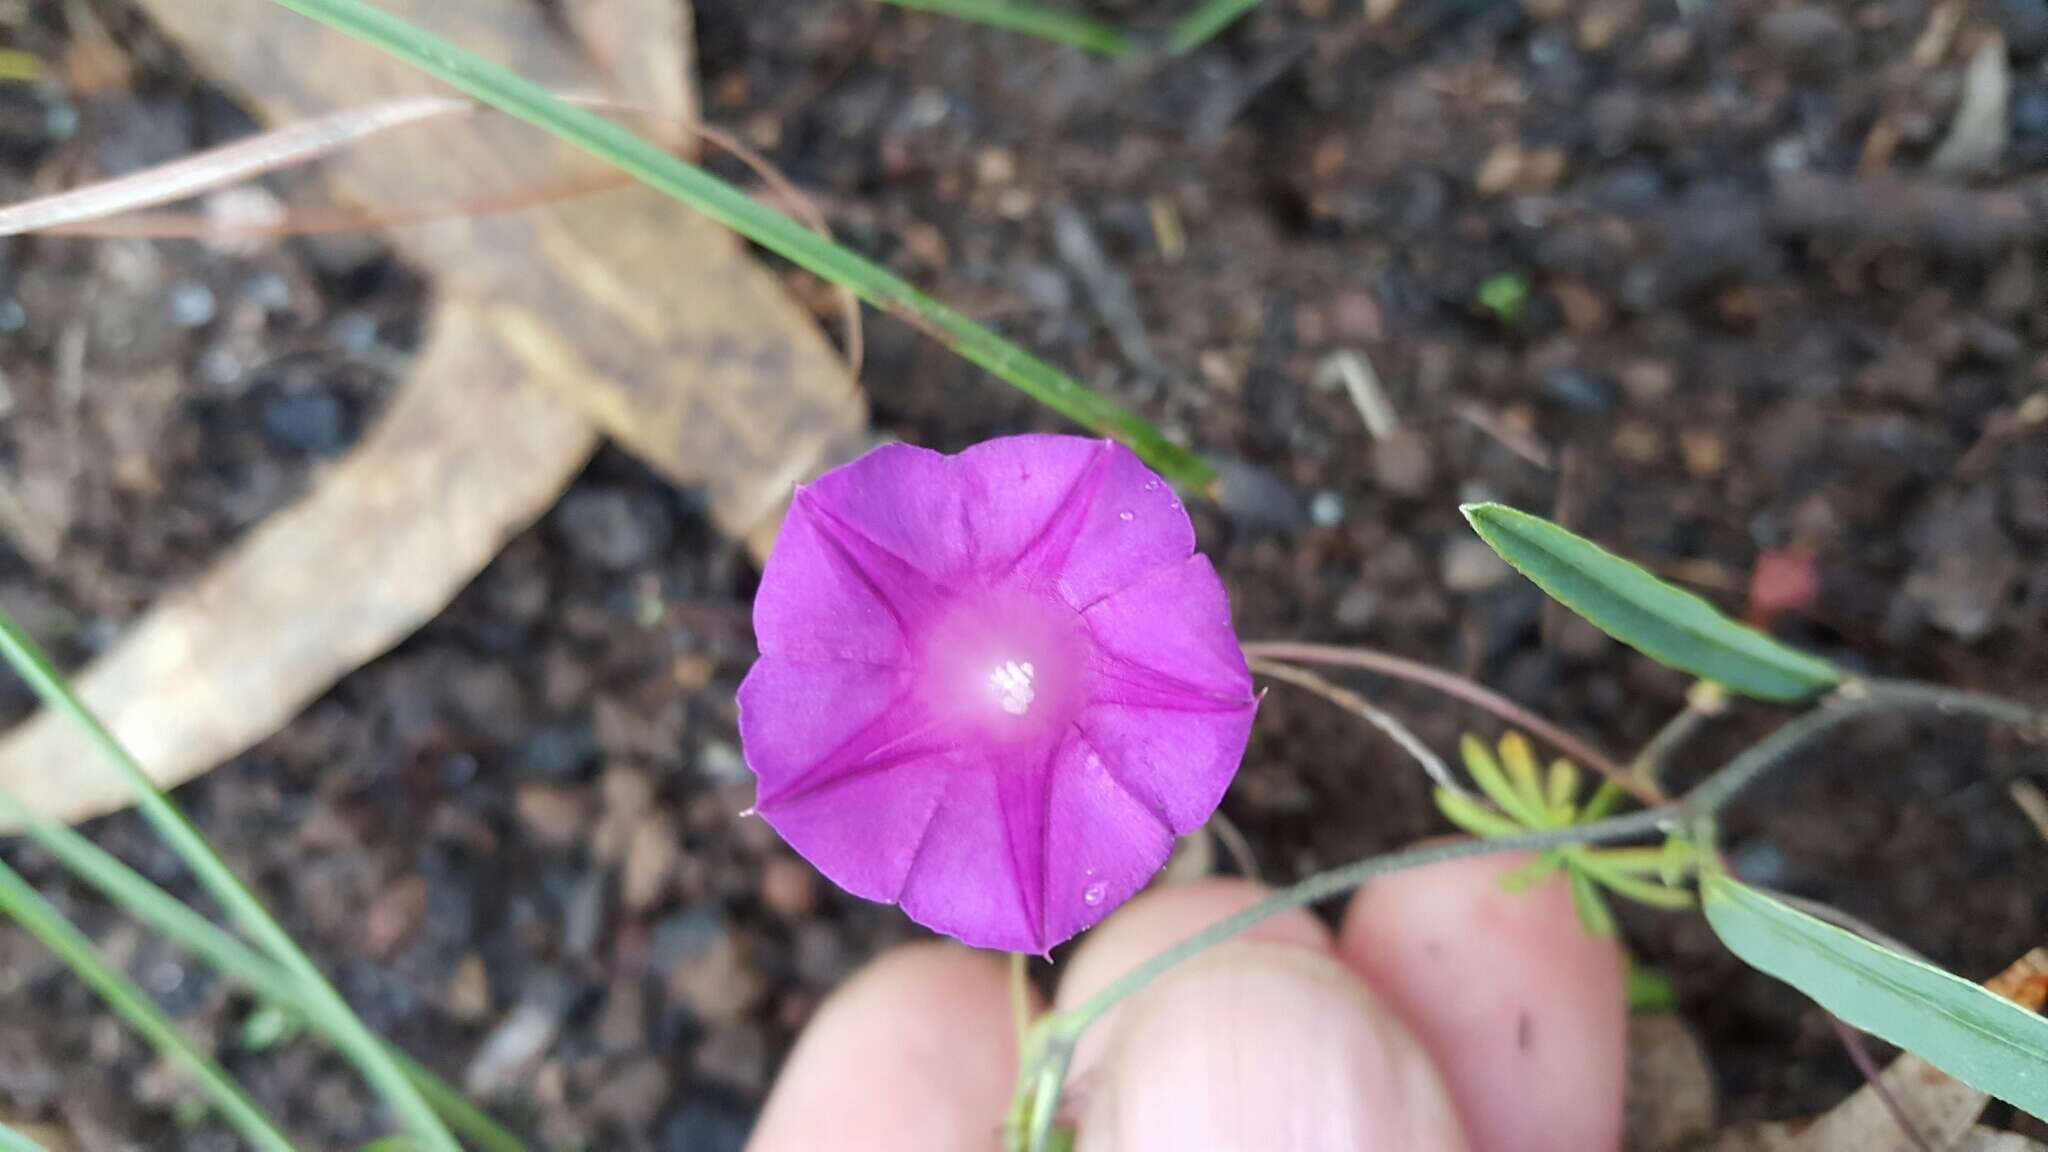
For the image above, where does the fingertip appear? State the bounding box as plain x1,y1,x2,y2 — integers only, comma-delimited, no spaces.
1340,852,1627,1152
1075,942,1470,1152
749,943,1034,1152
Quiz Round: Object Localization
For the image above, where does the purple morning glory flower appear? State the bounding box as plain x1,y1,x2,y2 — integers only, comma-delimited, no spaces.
738,436,1258,953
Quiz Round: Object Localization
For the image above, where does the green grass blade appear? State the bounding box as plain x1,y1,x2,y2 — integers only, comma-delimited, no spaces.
0,1123,52,1152
1166,0,1263,54
0,615,459,1152
1460,504,1843,702
260,0,1211,492
0,858,298,1152
0,796,528,1152
1704,870,2048,1116
873,0,1133,54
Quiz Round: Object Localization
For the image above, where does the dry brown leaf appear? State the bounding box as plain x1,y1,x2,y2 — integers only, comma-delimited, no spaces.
0,301,599,827
135,0,869,550
0,0,868,825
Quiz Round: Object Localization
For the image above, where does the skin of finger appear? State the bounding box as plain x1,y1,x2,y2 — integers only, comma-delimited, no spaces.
747,942,1035,1152
1055,880,1470,1152
1340,852,1627,1152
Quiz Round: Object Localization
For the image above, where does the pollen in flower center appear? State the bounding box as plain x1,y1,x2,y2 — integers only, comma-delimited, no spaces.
988,660,1037,716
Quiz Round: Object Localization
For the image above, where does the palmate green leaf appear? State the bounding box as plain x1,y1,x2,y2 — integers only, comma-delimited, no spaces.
1703,871,2048,1117
1460,504,1843,703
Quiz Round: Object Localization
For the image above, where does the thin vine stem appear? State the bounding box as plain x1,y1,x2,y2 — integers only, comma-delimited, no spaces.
1681,679,2044,820
1240,641,1657,803
1053,808,1672,1039
1245,656,1463,795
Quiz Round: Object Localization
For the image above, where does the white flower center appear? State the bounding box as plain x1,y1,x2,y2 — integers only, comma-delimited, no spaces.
988,660,1037,716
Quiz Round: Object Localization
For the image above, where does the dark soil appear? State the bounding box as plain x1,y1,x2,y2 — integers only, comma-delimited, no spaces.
1,0,2045,1148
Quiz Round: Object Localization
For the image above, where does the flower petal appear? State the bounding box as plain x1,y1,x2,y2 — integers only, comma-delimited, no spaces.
752,504,907,664
800,442,974,584
1085,554,1256,703
897,748,1042,952
754,754,953,906
957,437,1192,606
1041,728,1178,946
1075,698,1257,834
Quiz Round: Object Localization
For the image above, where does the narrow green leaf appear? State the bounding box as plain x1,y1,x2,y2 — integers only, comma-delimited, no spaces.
0,859,298,1152
1497,851,1564,893
1703,871,2048,1116
1433,786,1525,840
0,614,459,1152
0,1123,52,1152
1459,736,1543,827
1625,962,1679,1012
258,0,1212,491
873,0,1133,54
1568,868,1616,937
1460,504,1843,702
1496,733,1552,825
1577,859,1696,910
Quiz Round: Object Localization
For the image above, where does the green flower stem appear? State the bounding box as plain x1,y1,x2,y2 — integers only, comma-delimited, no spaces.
0,794,527,1152
0,615,460,1152
0,858,298,1152
257,0,1211,492
1052,809,1671,1040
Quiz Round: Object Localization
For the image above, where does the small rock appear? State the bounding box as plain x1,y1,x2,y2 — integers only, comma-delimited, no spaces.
1213,458,1307,530
597,978,647,1053
518,724,599,780
693,1024,772,1095
448,663,527,744
515,785,590,848
591,1057,670,1131
657,913,765,1025
260,391,347,454
1309,491,1346,528
1540,367,1619,413
1621,359,1676,404
695,741,750,786
554,488,672,571
1441,539,1514,592
365,876,429,959
1930,37,2011,176
168,281,216,328
662,1101,753,1152
447,953,493,1023
1759,6,1852,72
464,978,570,1096
622,814,681,913
1550,281,1609,332
1333,582,1381,628
759,857,819,920
1901,486,2019,641
1370,430,1436,498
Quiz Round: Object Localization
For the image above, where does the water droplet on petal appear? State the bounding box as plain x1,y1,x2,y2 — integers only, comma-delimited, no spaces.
1118,510,1135,522
1142,479,1159,492
1083,882,1107,906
